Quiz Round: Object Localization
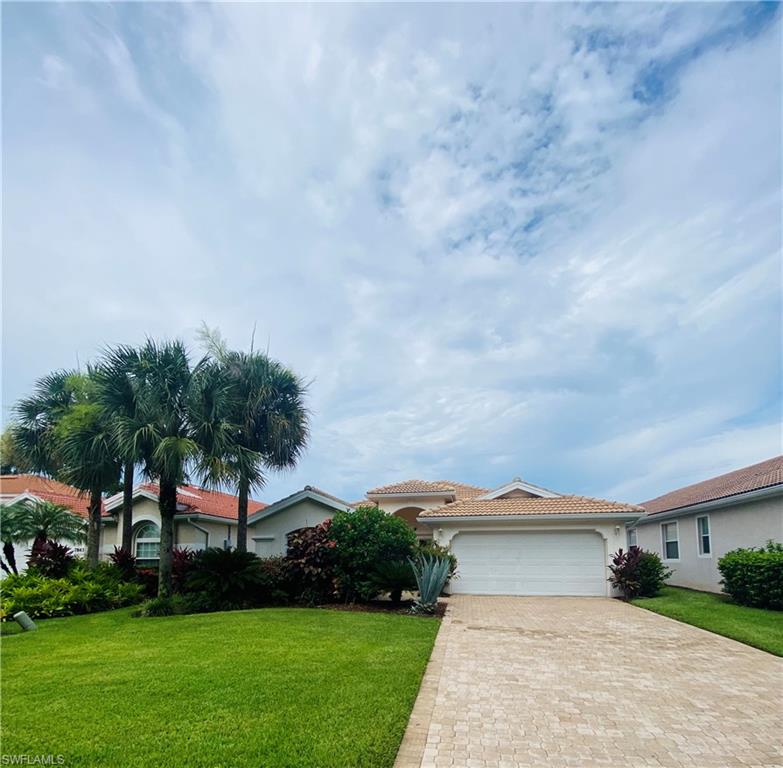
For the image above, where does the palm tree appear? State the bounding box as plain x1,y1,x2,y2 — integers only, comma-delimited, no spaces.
94,346,144,552
200,327,309,552
113,340,235,597
0,500,87,573
13,370,120,568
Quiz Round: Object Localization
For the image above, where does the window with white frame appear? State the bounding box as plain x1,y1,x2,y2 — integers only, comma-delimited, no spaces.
134,523,161,563
697,515,711,556
627,528,638,548
661,522,679,560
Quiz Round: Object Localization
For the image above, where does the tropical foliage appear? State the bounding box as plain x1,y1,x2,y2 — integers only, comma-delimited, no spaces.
0,563,143,619
409,554,451,614
329,505,417,601
199,325,309,552
0,500,87,575
609,546,672,600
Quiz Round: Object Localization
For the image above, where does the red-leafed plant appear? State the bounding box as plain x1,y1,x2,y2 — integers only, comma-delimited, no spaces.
609,546,671,600
27,539,75,579
172,547,197,594
109,546,137,581
285,520,338,604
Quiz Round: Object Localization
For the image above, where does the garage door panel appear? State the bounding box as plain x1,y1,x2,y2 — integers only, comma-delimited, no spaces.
450,531,606,596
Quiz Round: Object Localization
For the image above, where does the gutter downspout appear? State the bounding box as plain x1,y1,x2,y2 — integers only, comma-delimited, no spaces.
185,517,210,550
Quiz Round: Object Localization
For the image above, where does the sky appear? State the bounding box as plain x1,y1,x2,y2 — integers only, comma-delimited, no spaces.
2,2,781,505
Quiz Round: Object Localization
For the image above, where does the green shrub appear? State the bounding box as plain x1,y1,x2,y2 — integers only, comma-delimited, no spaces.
719,541,783,609
416,540,457,578
186,548,265,610
137,595,189,617
370,560,416,604
0,570,143,619
255,556,291,605
329,506,417,601
609,547,671,600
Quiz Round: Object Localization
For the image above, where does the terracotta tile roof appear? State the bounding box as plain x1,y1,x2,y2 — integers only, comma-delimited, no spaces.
0,474,99,518
419,495,643,518
138,483,267,521
367,479,489,497
350,499,378,508
640,455,783,516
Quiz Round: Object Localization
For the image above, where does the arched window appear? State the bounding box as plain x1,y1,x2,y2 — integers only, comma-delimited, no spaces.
134,523,161,564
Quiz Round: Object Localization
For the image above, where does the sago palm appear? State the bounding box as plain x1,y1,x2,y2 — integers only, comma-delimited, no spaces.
200,327,309,552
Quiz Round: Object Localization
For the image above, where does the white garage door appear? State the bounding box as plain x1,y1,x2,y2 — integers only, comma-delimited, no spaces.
450,531,606,596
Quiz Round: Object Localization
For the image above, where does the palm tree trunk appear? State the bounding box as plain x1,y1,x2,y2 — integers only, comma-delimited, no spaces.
121,460,134,552
236,475,249,553
158,479,177,598
2,540,18,575
86,488,102,568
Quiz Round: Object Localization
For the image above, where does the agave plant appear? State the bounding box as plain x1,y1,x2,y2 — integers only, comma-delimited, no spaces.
409,554,451,614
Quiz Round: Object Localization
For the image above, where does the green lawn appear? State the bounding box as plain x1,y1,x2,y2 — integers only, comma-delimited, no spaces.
632,586,783,656
0,607,439,767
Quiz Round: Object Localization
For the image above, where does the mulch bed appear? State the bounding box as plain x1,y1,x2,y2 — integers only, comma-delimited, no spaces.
319,599,447,619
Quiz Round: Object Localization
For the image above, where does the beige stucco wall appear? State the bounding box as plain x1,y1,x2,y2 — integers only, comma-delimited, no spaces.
372,495,454,516
100,497,238,557
248,498,335,557
634,495,783,593
426,517,630,597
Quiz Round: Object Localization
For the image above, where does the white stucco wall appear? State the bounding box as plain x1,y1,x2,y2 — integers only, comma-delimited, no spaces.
426,517,630,597
100,498,238,556
634,494,783,593
248,498,335,557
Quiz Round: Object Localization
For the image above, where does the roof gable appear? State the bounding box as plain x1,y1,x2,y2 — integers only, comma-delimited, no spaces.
478,477,561,500
248,486,352,525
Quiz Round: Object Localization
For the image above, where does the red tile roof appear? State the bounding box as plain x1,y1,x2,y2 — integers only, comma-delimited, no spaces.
419,495,643,518
0,474,99,518
641,455,783,516
137,483,267,521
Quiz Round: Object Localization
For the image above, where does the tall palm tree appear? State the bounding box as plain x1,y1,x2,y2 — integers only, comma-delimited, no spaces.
0,502,26,574
113,340,235,597
13,371,121,568
94,346,144,552
200,327,309,552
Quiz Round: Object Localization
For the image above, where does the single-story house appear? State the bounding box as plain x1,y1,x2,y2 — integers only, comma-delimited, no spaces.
631,455,783,593
100,483,267,565
0,473,96,572
351,477,641,597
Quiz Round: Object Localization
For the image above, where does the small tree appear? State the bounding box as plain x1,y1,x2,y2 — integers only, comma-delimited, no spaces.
329,505,417,602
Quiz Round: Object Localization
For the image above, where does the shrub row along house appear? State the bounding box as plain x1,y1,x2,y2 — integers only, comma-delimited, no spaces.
3,454,781,595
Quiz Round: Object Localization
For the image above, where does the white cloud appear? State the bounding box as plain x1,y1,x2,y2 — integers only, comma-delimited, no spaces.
2,3,780,504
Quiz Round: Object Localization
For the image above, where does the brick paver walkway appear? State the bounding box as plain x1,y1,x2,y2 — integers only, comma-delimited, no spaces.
395,596,783,768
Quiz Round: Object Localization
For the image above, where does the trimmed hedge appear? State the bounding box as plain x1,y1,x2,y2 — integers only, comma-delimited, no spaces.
718,541,783,610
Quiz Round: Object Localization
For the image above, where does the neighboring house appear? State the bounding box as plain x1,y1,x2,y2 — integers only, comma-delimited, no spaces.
247,486,354,557
632,455,783,593
0,473,96,572
356,477,642,597
101,483,267,566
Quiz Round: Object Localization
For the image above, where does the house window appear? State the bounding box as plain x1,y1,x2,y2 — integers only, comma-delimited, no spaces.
697,515,711,556
627,528,637,548
661,522,679,560
134,523,161,564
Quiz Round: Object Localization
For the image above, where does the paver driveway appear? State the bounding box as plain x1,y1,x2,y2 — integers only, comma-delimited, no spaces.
395,596,782,768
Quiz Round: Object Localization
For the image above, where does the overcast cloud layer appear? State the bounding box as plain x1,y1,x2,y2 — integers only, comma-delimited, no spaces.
2,3,781,504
